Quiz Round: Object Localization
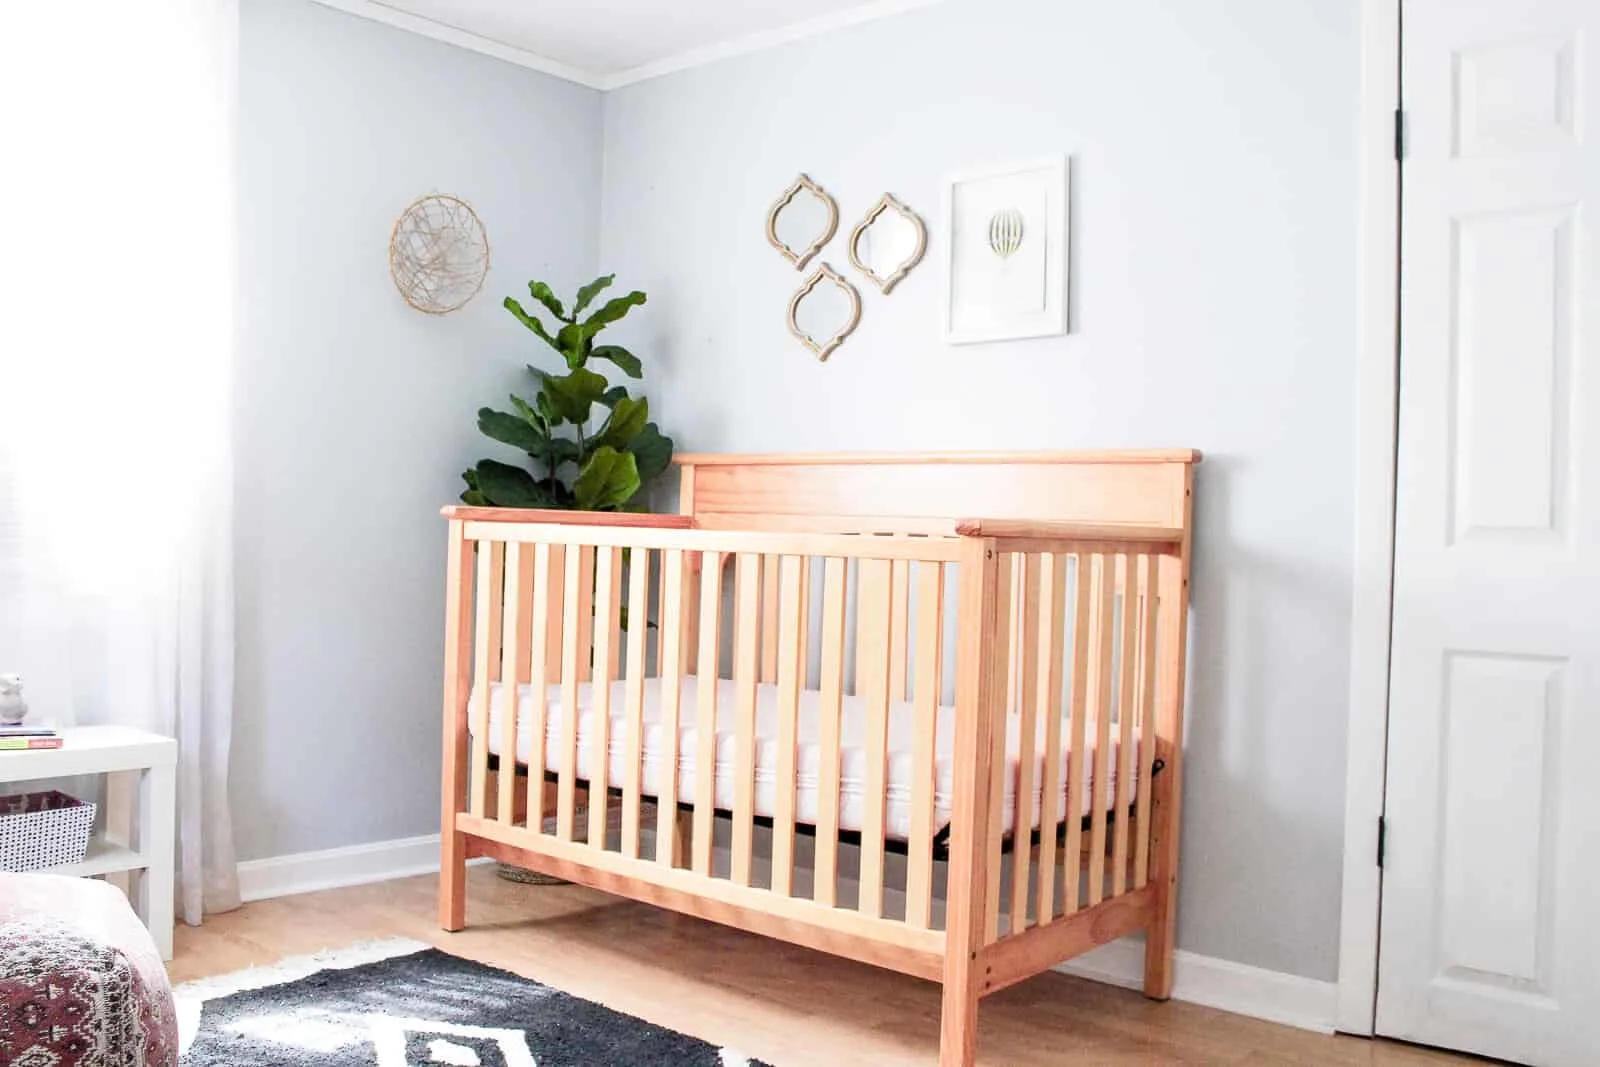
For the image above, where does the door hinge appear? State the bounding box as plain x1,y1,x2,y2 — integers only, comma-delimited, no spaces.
1377,816,1387,868
1394,109,1406,162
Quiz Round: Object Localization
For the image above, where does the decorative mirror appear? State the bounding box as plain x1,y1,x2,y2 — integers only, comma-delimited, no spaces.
766,174,839,271
847,193,927,294
787,263,861,362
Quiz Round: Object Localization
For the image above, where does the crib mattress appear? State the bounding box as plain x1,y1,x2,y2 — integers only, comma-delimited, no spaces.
479,676,1134,844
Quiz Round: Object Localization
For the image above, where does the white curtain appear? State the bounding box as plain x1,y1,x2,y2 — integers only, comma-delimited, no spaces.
0,0,241,922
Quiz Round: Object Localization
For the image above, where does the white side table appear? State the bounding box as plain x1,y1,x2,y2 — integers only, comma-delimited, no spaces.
0,725,177,959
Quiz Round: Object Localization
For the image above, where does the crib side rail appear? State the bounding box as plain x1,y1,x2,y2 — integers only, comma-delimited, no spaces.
440,514,969,977
441,508,1190,991
944,525,1192,998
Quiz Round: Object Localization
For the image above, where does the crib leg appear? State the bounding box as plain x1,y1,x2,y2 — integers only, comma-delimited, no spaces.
937,976,981,1067
439,824,467,932
1143,879,1177,1000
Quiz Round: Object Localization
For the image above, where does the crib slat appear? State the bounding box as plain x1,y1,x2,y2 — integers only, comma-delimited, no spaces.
621,548,651,858
693,551,724,876
937,563,952,705
606,547,625,682
1034,553,1068,923
731,553,762,886
1112,554,1141,896
1135,553,1160,889
576,546,596,689
470,541,503,819
906,560,943,929
815,556,848,907
985,554,1018,943
856,558,893,918
1010,554,1042,932
760,554,781,684
797,558,813,689
588,547,619,849
498,544,531,826
557,545,588,841
772,555,805,897
1087,553,1117,905
544,544,566,682
526,544,554,832
516,546,536,685
683,557,701,674
655,550,687,866
889,559,911,705
1062,554,1093,914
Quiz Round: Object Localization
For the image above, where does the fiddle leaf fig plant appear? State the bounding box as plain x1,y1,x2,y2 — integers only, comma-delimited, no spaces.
461,275,674,511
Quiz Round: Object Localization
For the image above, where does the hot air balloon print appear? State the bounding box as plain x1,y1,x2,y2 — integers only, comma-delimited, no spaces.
987,207,1025,259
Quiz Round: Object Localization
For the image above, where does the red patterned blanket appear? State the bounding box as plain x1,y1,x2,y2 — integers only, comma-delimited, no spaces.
0,873,178,1066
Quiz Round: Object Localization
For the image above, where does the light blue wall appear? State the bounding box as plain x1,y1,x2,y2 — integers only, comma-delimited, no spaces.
599,0,1360,981
233,0,603,860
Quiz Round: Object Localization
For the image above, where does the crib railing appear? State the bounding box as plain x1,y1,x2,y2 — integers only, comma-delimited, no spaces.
440,507,1186,986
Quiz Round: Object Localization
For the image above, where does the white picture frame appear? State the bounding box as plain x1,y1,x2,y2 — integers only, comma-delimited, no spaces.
941,155,1070,345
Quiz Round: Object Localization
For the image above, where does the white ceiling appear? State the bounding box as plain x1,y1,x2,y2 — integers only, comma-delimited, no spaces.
319,0,947,89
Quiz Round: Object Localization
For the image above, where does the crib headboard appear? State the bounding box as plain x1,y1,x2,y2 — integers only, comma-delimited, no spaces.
672,450,1200,536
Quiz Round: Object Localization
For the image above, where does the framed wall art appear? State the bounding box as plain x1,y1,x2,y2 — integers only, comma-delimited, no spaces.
941,155,1069,344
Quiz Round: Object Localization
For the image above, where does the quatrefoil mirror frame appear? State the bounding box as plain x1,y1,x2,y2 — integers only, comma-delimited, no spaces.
787,263,861,362
766,174,839,271
847,193,927,295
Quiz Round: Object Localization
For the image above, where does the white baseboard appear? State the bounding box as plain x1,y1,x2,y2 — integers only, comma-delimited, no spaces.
237,834,1336,1035
1056,938,1338,1034
236,833,492,903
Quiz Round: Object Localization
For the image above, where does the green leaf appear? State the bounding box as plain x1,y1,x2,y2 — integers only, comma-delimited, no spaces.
535,389,563,425
545,436,582,466
477,407,547,453
460,469,482,504
504,297,559,350
527,281,568,322
594,396,648,451
598,385,630,408
541,367,610,425
582,291,647,331
472,460,555,508
508,394,547,431
572,274,614,318
630,422,674,483
555,323,594,369
590,345,643,379
573,446,640,511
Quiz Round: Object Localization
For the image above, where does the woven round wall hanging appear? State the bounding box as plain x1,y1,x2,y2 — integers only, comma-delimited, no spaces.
389,193,490,315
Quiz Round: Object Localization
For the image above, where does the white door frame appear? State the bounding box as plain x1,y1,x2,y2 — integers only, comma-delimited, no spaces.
1336,0,1403,1037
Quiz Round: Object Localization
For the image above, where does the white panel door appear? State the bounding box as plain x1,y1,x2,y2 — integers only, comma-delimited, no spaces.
1382,1,1600,1064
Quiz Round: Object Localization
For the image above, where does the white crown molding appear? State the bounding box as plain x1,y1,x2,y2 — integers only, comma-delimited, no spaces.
597,0,953,90
305,0,953,93
305,0,607,89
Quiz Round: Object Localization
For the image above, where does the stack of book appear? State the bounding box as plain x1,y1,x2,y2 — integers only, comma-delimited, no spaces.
0,723,62,750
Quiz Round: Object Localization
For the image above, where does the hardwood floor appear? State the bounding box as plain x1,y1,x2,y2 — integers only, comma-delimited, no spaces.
171,865,1484,1066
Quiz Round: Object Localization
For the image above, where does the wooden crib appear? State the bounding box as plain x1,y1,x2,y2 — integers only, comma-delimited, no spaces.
438,449,1198,1067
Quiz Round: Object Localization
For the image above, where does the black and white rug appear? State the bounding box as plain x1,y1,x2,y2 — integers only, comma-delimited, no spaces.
175,940,772,1066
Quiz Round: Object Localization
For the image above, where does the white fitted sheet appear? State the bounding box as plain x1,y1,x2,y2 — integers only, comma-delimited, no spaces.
480,676,1135,843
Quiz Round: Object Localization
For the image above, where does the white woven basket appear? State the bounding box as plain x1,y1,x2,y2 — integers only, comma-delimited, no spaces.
0,790,96,872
